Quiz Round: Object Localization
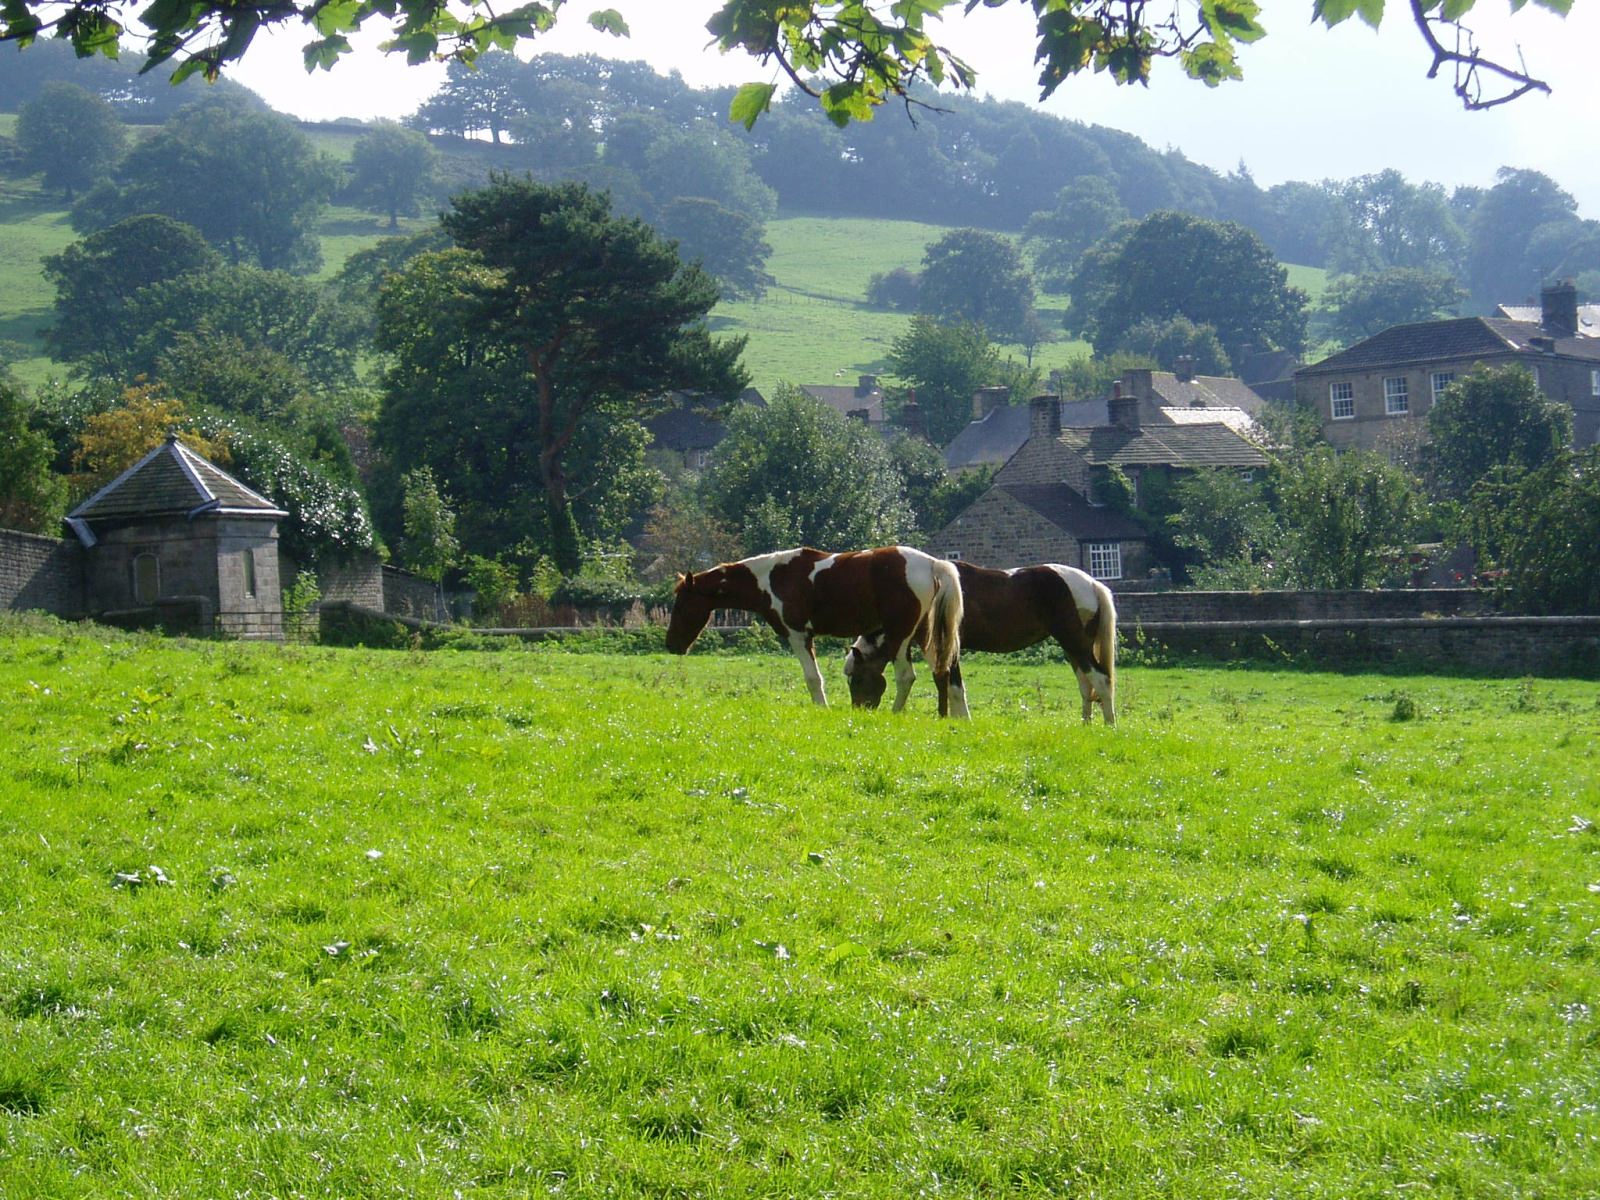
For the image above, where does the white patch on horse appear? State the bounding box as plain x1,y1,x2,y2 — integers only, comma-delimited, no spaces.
1047,563,1101,622
744,548,806,629
897,546,941,610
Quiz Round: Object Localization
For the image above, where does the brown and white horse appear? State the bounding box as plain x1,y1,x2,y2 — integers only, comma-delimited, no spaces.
844,561,1117,723
666,546,969,717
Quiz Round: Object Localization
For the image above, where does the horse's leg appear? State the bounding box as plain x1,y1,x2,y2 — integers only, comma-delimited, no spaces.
889,640,916,713
1075,667,1096,723
943,653,970,719
789,630,827,706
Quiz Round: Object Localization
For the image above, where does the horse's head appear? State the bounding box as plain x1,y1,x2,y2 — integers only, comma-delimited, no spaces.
843,631,890,708
665,571,716,654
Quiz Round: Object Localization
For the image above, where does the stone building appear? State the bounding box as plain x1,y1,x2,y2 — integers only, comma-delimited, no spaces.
1296,281,1600,452
933,389,1268,580
63,437,288,637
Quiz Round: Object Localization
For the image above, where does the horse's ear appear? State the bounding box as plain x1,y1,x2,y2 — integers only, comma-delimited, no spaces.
676,571,693,591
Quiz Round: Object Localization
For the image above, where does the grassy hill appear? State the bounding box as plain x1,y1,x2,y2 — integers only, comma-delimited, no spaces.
0,133,1327,395
0,620,1595,1197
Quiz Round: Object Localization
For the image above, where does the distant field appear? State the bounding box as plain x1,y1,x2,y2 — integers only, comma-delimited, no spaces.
0,620,1596,1198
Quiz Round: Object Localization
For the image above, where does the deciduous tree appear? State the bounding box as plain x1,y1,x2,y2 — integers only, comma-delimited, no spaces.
346,121,437,230
1276,447,1422,589
701,385,912,553
72,97,340,273
15,80,125,201
1023,177,1129,292
1462,448,1600,614
889,317,1034,447
1316,268,1464,345
0,380,68,533
43,215,221,379
1425,364,1571,501
1080,211,1307,365
918,228,1036,341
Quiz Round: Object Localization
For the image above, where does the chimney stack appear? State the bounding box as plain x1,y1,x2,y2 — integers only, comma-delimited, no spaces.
1029,394,1061,442
1174,354,1197,383
1541,280,1578,339
1108,381,1141,431
900,400,925,439
971,385,1009,421
857,374,879,397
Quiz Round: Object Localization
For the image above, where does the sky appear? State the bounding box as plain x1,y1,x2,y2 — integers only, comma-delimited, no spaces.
228,1,1600,217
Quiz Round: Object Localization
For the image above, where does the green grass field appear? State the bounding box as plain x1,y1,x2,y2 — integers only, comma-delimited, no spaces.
1,619,1595,1197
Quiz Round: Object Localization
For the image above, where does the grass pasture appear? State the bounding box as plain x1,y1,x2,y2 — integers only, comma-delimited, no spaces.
1,621,1597,1197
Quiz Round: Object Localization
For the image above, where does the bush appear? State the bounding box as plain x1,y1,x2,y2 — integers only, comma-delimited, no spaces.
865,267,921,311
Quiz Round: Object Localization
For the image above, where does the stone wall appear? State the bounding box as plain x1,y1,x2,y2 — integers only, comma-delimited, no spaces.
1116,588,1490,623
0,529,84,617
316,557,386,610
382,566,444,621
1126,616,1600,678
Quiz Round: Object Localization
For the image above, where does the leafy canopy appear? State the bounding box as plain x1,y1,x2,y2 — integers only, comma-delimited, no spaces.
0,0,1567,124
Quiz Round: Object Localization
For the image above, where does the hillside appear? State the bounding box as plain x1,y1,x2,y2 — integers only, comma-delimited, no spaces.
0,161,1326,395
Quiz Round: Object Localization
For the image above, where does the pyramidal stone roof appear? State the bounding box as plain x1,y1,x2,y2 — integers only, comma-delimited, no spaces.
68,437,287,526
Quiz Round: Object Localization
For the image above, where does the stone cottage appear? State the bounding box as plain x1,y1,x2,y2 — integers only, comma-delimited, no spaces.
933,390,1268,580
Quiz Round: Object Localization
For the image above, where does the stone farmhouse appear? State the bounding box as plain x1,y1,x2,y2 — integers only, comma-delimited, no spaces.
799,375,886,428
933,388,1268,580
644,387,766,472
1296,281,1600,452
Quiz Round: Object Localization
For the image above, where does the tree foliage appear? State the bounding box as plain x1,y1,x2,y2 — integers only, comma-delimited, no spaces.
1316,268,1465,345
1023,177,1129,292
42,215,221,379
1166,467,1279,587
346,121,437,230
0,380,68,533
1275,447,1422,589
889,317,1034,447
1461,448,1600,615
1424,364,1571,502
701,385,913,554
70,384,230,492
918,228,1036,341
1078,211,1307,364
15,80,125,201
399,467,460,583
375,178,744,571
655,197,773,300
71,98,340,273
3,0,1556,122
1114,315,1230,376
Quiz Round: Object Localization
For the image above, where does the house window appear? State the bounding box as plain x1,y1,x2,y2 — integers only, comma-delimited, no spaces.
132,553,160,605
1591,368,1599,397
1085,542,1122,581
241,549,257,599
1431,372,1454,402
1329,382,1354,420
1384,376,1409,416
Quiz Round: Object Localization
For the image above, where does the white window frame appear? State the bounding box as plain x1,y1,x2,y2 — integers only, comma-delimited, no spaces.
1329,381,1354,420
1085,542,1122,581
1384,376,1410,416
1591,368,1599,398
1430,372,1454,403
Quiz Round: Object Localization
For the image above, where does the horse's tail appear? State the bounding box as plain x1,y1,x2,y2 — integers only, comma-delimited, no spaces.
925,558,964,677
1092,577,1118,698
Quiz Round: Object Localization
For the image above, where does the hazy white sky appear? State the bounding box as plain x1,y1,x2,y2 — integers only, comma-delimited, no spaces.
229,1,1600,217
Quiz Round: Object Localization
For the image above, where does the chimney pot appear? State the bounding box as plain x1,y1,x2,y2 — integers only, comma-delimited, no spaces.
1175,354,1197,383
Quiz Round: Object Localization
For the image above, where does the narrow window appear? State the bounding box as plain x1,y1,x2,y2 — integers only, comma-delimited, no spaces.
1384,376,1409,416
1430,372,1454,403
1591,368,1599,397
1329,381,1354,420
132,553,160,605
1086,542,1122,581
242,549,257,599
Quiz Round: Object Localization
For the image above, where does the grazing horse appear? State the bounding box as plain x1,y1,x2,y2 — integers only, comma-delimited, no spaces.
844,562,1117,724
666,546,969,717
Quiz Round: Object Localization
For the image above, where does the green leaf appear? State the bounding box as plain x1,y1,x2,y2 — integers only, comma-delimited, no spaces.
311,0,364,36
1313,0,1359,27
728,81,777,130
302,34,352,71
586,8,628,36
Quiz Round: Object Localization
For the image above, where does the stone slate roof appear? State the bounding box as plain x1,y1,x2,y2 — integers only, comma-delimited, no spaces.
1236,346,1300,386
801,383,884,422
1496,303,1600,335
1297,316,1600,376
645,388,765,453
1146,373,1264,413
1000,484,1147,539
1159,405,1265,442
1058,422,1268,469
68,437,286,524
944,398,1108,471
